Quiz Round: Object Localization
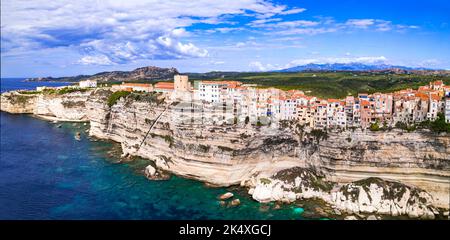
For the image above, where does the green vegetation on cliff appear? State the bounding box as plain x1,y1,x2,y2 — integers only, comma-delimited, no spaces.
42,87,88,95
395,113,450,133
3,94,35,105
107,91,131,107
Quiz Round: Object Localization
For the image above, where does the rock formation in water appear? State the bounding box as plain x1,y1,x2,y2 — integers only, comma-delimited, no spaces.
1,89,449,218
246,168,440,219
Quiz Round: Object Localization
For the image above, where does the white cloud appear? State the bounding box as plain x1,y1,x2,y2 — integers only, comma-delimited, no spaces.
78,55,115,65
275,27,337,36
287,56,388,67
172,28,189,37
249,61,280,71
418,59,440,67
344,19,419,32
156,37,208,58
1,0,301,65
251,19,320,29
345,19,375,28
279,8,306,15
206,27,245,34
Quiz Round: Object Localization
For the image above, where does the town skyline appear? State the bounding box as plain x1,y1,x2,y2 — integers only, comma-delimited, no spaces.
61,74,450,129
2,0,450,78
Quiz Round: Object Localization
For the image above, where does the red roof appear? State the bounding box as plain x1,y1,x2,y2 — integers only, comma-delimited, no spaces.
122,83,152,87
430,94,441,101
154,82,174,90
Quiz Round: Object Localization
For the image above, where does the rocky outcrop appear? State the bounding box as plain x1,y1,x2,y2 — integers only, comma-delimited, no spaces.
303,129,450,209
0,92,38,113
1,90,92,121
26,66,179,82
247,168,439,219
33,91,91,121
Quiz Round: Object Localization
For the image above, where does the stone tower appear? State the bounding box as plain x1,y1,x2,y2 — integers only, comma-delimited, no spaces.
174,75,190,92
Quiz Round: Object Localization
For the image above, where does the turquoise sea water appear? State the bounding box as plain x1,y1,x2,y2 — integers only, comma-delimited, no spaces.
0,78,320,220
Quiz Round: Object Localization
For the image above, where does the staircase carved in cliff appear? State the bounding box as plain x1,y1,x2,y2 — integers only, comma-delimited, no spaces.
135,102,172,153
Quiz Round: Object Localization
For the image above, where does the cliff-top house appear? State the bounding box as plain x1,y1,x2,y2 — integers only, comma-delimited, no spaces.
79,79,97,88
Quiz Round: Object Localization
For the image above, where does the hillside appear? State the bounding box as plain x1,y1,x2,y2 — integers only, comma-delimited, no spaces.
277,63,428,72
26,66,179,83
188,71,450,99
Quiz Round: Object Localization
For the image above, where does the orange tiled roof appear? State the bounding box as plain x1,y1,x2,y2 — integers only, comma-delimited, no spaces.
122,83,152,87
154,82,174,89
415,92,429,101
360,100,370,106
430,94,442,101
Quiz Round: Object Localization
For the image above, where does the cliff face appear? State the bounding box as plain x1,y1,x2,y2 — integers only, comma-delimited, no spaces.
1,91,92,121
1,90,449,213
83,91,449,209
247,168,440,219
86,89,301,186
1,92,38,113
305,130,450,209
33,91,92,121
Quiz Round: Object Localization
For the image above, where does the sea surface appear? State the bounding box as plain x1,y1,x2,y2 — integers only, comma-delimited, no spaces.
0,78,320,220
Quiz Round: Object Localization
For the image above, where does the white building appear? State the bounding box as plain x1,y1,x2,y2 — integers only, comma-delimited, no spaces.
445,90,450,123
327,99,346,129
79,80,97,88
196,81,241,103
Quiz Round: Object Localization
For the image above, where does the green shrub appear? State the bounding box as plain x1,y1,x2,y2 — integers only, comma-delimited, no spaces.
18,90,40,94
107,91,130,107
310,129,328,142
260,178,272,185
430,113,450,133
369,121,380,131
198,144,210,153
218,145,233,152
42,87,88,95
395,121,408,130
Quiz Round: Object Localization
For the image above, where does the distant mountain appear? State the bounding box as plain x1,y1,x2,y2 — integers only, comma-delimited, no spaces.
277,63,432,72
26,66,179,82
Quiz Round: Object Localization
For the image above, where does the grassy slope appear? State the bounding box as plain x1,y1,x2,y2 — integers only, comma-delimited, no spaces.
188,72,450,99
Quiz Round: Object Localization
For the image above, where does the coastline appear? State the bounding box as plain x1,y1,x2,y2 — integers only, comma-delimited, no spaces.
33,114,89,122
0,87,449,220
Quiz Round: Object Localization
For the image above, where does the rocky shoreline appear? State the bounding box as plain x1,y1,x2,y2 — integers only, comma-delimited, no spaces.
1,89,449,219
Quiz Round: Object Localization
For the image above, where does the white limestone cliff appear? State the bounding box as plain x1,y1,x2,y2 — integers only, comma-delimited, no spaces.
1,89,449,218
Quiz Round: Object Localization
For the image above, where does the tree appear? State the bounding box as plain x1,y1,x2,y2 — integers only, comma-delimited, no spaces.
430,113,450,133
369,121,380,131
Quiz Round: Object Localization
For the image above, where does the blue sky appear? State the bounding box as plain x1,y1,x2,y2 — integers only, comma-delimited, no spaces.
1,0,449,77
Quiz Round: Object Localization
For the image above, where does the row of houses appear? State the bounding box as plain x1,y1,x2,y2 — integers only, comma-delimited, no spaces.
190,79,450,129
108,75,450,128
